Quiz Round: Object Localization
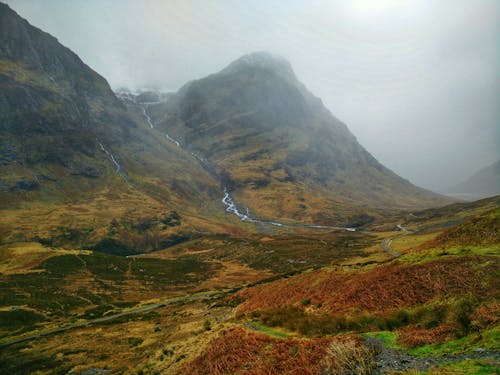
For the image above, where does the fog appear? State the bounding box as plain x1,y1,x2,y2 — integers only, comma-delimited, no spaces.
5,0,499,192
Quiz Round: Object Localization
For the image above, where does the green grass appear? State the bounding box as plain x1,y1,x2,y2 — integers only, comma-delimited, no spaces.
409,326,500,357
362,326,500,359
432,359,500,374
362,331,400,348
247,321,296,338
397,245,500,264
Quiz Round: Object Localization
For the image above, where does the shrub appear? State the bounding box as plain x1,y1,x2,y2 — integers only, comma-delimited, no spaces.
319,338,376,375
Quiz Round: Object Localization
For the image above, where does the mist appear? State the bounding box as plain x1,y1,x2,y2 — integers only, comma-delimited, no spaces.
5,0,499,192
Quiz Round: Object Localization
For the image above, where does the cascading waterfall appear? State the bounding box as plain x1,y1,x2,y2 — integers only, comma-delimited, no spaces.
98,142,121,173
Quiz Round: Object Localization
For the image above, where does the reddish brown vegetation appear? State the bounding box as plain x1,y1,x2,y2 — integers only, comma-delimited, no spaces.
472,301,500,329
396,324,457,347
235,256,498,315
180,327,336,375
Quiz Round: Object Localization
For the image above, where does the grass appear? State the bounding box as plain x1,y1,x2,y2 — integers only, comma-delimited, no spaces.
158,232,377,275
389,232,437,253
429,359,500,374
362,326,500,359
247,321,296,338
0,191,496,373
397,245,500,264
362,330,399,347
36,252,217,286
0,249,221,335
0,309,46,334
249,297,490,340
0,242,79,275
408,326,500,357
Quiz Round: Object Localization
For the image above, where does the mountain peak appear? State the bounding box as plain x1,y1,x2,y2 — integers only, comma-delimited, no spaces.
221,51,296,81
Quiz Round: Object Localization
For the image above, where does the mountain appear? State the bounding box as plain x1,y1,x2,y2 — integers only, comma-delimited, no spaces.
0,3,225,252
446,160,500,200
149,51,451,225
0,2,128,193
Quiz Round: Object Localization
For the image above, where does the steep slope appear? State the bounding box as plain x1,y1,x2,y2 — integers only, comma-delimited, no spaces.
447,160,500,199
150,52,450,225
0,3,225,252
0,1,129,198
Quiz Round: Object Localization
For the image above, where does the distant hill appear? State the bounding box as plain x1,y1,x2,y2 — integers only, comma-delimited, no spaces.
150,52,451,225
446,160,500,200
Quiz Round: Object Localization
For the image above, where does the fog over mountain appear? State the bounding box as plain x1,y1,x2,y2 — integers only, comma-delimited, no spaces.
5,0,499,192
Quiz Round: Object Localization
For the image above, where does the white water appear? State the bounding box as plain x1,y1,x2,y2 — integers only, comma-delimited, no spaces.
141,104,180,147
99,142,121,173
141,106,154,129
221,188,254,222
220,188,358,232
166,133,180,147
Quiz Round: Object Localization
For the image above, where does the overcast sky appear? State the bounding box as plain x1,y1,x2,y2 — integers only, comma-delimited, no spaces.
6,0,500,191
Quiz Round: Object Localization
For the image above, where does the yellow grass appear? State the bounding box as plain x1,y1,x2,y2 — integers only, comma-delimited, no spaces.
0,242,89,275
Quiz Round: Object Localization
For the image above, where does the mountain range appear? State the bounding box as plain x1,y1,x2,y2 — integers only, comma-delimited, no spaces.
1,2,450,250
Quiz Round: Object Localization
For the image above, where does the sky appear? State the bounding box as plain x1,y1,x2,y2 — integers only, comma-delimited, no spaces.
5,0,500,191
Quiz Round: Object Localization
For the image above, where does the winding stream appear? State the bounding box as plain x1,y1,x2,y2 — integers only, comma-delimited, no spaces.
221,188,357,232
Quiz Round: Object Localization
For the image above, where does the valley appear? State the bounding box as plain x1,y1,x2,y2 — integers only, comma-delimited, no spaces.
0,2,498,374
1,196,498,374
